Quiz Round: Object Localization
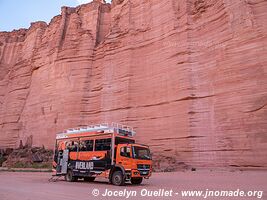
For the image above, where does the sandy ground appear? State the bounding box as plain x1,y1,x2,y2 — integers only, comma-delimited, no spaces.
0,170,266,200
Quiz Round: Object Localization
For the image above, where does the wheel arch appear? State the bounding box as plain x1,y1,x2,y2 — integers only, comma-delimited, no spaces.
109,164,126,181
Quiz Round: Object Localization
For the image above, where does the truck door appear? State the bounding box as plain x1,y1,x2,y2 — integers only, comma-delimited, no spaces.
56,149,69,175
116,145,132,170
61,149,69,174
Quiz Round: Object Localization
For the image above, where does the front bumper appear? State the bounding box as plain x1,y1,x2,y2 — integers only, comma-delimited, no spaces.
131,169,152,178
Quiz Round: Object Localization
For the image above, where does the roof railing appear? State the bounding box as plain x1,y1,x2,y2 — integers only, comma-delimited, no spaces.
57,123,135,138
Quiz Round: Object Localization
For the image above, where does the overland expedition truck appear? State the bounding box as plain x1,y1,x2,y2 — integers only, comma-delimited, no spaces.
52,123,152,186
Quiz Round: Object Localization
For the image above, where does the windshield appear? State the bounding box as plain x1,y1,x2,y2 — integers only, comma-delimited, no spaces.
132,146,151,160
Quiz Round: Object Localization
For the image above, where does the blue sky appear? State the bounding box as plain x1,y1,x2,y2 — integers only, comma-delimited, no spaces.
0,0,111,32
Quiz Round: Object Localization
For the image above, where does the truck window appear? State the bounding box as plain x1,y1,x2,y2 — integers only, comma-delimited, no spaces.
79,140,93,151
120,147,131,158
95,138,111,151
115,137,135,144
66,141,78,152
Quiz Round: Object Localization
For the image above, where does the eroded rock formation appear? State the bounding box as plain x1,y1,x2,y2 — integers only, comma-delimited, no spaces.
0,0,266,169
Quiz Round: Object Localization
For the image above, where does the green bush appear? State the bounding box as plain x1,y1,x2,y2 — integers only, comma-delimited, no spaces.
12,161,52,169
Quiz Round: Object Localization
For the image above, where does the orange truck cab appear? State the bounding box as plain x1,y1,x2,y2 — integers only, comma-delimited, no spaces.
52,123,152,186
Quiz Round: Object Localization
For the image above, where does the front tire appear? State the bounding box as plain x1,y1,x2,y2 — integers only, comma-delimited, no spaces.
65,169,78,182
131,177,143,185
111,171,125,186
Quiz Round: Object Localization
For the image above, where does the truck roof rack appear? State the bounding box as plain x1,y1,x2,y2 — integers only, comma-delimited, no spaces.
56,122,136,139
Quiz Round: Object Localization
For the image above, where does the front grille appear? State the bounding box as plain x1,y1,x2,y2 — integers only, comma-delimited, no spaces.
137,164,150,170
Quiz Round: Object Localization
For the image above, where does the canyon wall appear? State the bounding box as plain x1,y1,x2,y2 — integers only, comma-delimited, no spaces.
0,0,266,169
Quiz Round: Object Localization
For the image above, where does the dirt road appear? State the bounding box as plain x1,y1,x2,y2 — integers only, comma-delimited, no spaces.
0,170,266,200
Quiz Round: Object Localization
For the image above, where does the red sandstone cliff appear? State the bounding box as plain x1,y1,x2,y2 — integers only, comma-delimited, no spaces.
0,0,266,169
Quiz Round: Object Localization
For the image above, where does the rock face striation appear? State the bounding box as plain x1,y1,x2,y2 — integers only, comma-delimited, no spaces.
0,0,266,169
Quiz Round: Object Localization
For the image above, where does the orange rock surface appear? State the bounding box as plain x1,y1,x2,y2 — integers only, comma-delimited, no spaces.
0,0,266,168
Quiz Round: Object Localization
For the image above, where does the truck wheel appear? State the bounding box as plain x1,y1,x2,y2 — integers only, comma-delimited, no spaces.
65,170,77,182
131,177,143,185
84,177,96,182
111,171,125,186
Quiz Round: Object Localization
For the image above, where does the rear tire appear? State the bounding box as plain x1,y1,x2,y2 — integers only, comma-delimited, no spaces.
131,177,143,185
65,169,78,182
84,177,96,182
111,171,125,186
